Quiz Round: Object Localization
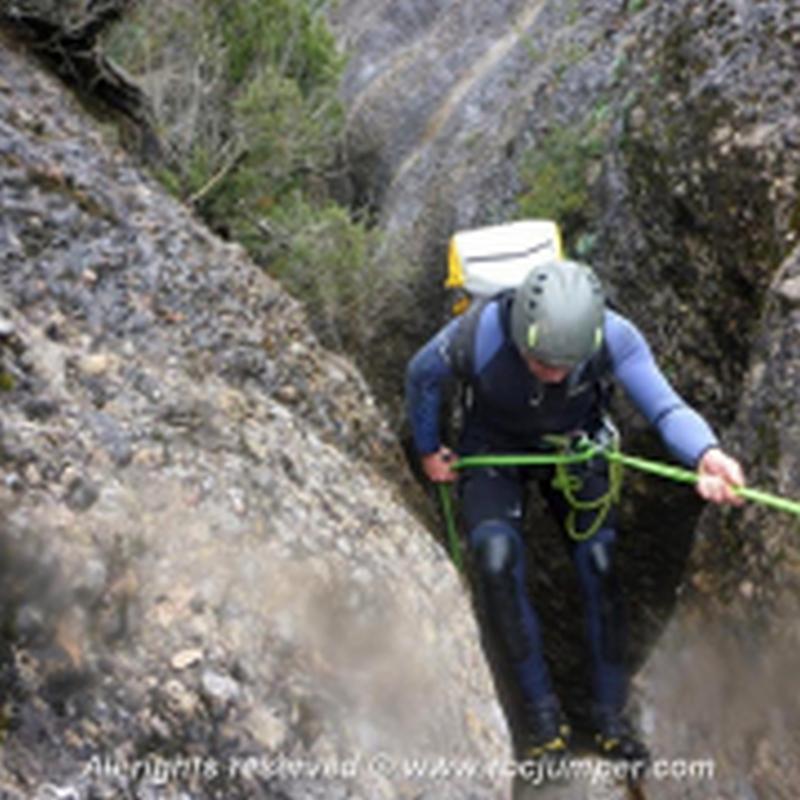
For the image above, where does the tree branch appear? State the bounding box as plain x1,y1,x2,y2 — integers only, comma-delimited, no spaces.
1,1,162,160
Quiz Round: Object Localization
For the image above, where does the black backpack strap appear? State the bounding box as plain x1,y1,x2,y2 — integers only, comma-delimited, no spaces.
589,340,615,412
446,297,489,378
447,289,515,377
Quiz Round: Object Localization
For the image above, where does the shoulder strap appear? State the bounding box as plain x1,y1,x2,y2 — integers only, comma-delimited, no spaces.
589,339,614,410
447,297,488,377
447,290,514,377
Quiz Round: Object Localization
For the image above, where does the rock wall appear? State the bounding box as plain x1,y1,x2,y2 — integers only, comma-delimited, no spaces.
646,242,800,800
4,0,800,796
0,37,511,800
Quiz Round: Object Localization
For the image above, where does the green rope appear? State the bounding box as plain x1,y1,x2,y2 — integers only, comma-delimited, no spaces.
436,438,800,572
454,448,598,469
605,449,800,517
438,483,463,572
551,454,624,541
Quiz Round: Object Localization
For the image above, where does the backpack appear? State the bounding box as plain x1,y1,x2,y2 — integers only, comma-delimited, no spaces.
444,218,564,376
445,219,564,315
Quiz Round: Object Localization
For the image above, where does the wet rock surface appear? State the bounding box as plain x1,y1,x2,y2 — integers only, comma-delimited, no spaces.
647,242,800,800
0,37,510,800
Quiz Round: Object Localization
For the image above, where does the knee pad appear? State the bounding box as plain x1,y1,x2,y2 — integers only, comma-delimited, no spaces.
472,523,532,663
474,522,519,578
589,539,612,576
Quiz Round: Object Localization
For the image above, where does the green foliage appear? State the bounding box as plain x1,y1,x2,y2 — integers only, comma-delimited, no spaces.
263,197,370,346
217,0,343,92
252,196,409,356
235,65,341,195
573,231,598,260
516,125,605,236
522,39,544,64
108,0,344,200
0,372,15,392
187,63,344,230
565,0,583,26
107,0,411,358
611,53,630,84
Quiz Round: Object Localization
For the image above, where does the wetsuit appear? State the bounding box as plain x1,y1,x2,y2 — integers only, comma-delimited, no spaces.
405,296,718,711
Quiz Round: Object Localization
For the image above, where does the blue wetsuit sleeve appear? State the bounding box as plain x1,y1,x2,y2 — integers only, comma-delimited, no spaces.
605,310,719,467
405,316,461,454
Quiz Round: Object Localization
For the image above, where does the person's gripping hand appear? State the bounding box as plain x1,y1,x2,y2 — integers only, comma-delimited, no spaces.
697,447,745,506
421,446,459,483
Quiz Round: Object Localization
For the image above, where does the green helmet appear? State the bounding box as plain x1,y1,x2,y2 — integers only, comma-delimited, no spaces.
510,260,605,367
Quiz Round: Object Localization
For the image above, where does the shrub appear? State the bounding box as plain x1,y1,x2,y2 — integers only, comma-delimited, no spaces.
516,125,605,240
216,0,342,92
107,0,343,199
105,0,409,360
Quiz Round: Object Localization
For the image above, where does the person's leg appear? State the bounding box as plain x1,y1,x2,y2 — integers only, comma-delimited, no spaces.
462,466,551,701
572,528,627,709
541,460,626,703
574,530,648,761
542,460,648,761
462,467,570,754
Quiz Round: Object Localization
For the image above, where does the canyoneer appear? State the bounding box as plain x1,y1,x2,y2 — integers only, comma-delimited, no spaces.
405,246,745,765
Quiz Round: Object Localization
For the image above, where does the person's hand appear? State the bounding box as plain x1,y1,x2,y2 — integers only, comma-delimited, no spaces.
421,446,459,483
696,447,745,506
